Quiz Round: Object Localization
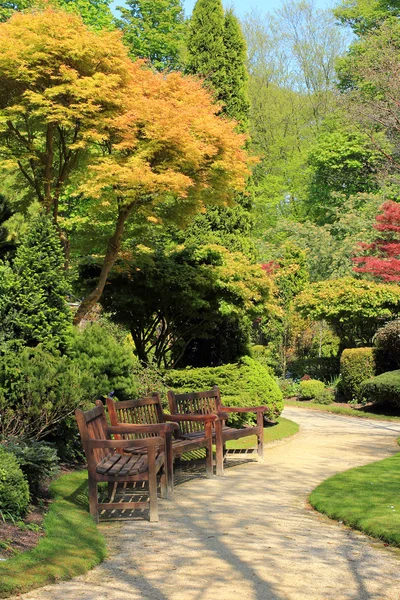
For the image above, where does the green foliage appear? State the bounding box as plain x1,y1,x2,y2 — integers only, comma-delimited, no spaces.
288,357,340,383
359,369,400,408
277,378,300,399
0,446,30,519
313,388,335,405
0,0,114,29
299,379,325,400
295,277,400,348
165,356,283,425
340,347,376,401
0,344,86,440
2,439,60,498
68,324,139,400
222,9,249,127
334,0,400,35
374,319,400,374
0,212,71,351
116,0,185,71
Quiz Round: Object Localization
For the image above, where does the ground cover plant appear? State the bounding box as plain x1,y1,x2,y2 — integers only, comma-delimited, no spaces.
309,444,400,547
0,470,107,598
284,398,400,421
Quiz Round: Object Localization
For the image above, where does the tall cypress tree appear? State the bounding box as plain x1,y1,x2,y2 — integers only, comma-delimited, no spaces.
117,0,185,71
223,9,249,129
185,0,226,98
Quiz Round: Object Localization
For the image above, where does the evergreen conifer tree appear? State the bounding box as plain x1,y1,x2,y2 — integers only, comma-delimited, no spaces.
223,9,249,128
117,0,185,71
186,0,226,98
0,212,71,351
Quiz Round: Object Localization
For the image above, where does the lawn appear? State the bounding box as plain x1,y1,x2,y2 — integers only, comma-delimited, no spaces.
225,416,299,449
0,470,107,599
309,441,400,547
284,399,400,422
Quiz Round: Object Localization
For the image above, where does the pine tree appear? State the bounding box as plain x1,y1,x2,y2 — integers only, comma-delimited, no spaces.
117,0,185,71
0,212,72,350
222,9,249,128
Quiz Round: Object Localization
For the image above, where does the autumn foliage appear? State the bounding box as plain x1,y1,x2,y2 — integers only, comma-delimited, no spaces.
353,201,400,281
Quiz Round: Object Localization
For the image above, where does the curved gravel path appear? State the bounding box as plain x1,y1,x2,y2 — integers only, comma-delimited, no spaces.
15,408,400,600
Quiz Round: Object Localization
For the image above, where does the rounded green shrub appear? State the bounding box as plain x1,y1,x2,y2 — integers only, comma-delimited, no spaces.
340,347,376,401
0,445,30,519
299,379,325,400
165,356,283,426
314,388,335,405
359,370,400,408
374,319,400,374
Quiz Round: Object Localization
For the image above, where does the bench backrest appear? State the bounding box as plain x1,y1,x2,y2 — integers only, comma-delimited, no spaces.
106,395,165,438
75,403,109,464
167,386,222,436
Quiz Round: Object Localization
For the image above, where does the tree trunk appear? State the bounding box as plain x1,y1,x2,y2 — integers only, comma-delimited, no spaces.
73,204,134,325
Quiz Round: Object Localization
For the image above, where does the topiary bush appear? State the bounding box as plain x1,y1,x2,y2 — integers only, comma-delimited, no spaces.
3,438,60,498
340,347,376,401
314,388,335,405
299,379,325,400
165,356,283,426
359,370,400,408
0,445,30,519
374,319,400,374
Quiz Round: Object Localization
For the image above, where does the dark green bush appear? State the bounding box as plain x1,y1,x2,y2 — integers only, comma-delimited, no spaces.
3,439,60,497
165,356,283,426
0,445,30,519
340,347,376,401
0,344,87,440
68,324,139,400
299,379,325,400
288,357,340,383
314,388,335,405
359,370,400,408
374,319,400,374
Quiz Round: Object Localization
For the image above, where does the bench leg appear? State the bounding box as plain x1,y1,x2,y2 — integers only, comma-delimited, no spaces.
257,413,264,462
148,447,159,522
215,420,224,476
166,433,174,495
205,422,213,478
160,467,168,499
88,479,99,523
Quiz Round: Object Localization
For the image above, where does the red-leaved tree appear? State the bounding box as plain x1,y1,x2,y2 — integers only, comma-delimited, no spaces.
353,201,400,282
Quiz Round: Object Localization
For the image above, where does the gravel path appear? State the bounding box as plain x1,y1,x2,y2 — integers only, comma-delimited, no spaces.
15,408,400,600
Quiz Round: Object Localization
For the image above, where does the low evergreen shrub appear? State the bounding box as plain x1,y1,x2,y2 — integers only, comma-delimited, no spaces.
314,388,335,405
359,370,400,408
0,446,30,519
165,356,283,426
3,439,60,498
299,379,325,400
278,378,300,398
374,319,400,374
340,347,376,401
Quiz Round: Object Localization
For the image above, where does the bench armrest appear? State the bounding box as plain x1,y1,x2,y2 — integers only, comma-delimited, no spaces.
164,413,218,423
219,405,268,414
108,423,178,436
88,437,164,449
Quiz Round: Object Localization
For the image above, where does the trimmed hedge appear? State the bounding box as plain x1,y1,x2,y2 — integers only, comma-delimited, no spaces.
0,446,30,519
299,379,325,400
340,347,376,401
165,356,283,426
374,319,400,374
359,370,400,408
288,357,340,383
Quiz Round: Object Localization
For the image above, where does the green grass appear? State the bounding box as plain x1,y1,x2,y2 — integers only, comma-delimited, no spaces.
225,416,299,449
0,470,107,598
310,441,400,547
284,399,400,422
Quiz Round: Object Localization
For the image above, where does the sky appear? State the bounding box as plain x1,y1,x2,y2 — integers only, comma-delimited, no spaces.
112,0,336,20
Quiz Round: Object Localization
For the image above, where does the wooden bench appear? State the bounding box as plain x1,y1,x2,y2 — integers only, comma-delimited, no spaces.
167,386,268,476
106,394,217,490
75,401,174,522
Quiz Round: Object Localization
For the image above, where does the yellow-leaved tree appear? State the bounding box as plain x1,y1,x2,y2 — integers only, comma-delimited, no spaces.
0,8,250,323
